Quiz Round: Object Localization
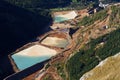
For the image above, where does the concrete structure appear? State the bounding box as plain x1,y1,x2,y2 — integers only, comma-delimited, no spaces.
99,2,109,8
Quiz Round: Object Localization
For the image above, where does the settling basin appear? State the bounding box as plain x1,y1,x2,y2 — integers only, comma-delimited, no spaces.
11,45,57,71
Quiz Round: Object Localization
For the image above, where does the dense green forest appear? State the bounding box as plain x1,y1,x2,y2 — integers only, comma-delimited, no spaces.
4,0,71,9
102,0,120,3
3,0,98,10
4,0,120,9
66,29,120,80
3,0,98,13
4,0,120,13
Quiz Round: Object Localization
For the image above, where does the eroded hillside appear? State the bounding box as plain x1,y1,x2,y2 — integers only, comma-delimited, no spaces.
35,4,120,80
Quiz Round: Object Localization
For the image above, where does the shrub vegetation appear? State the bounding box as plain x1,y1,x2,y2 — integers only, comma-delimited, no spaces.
66,29,120,80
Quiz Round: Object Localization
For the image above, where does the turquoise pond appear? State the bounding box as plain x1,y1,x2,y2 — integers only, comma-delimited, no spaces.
11,55,51,70
54,16,69,23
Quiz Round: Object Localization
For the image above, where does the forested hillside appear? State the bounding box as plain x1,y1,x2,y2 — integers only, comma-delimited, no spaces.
4,0,120,11
66,28,120,80
4,0,71,9
66,5,120,80
102,0,120,3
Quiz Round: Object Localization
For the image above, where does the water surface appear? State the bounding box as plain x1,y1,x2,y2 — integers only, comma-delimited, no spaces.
54,16,69,23
11,45,57,70
12,55,51,70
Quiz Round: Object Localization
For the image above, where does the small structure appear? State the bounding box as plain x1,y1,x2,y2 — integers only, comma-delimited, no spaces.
102,25,109,30
88,7,103,14
99,2,109,8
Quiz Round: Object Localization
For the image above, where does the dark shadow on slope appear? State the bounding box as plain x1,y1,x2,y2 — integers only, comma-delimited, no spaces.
4,59,49,80
4,0,71,9
0,0,52,79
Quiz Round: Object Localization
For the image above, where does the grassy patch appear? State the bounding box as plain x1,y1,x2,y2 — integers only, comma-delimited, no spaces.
109,6,120,27
78,9,108,27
